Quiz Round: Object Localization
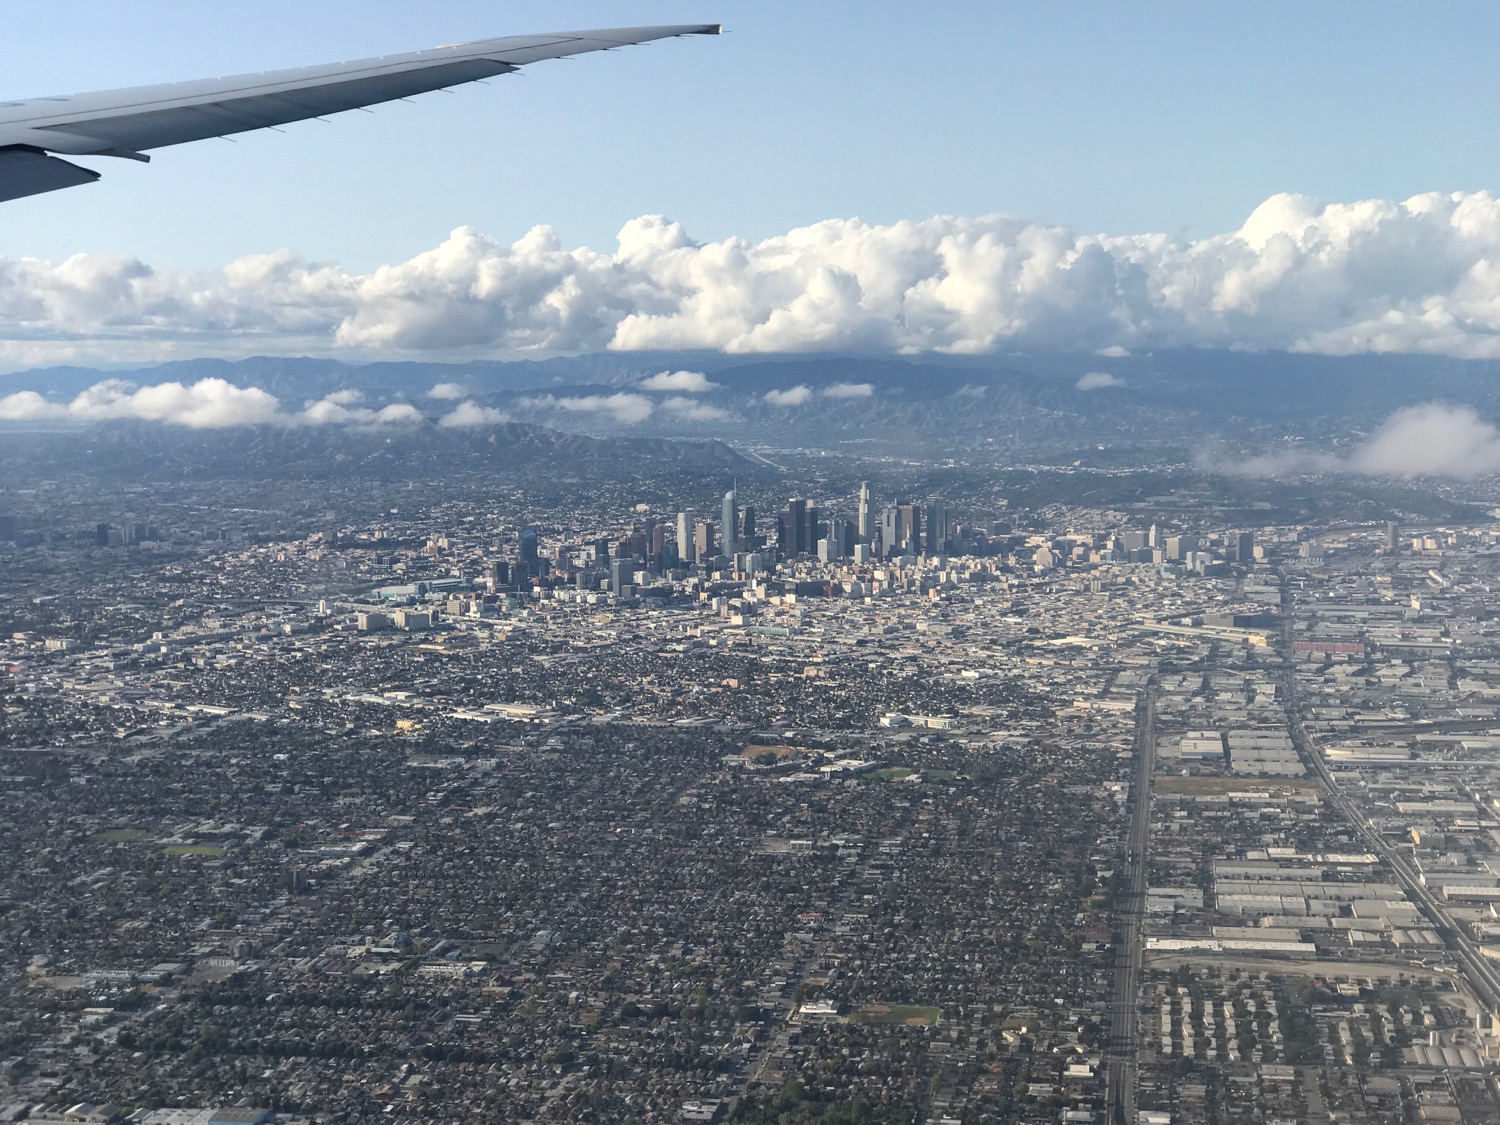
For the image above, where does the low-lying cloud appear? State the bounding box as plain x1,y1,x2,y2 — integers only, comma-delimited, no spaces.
763,383,875,408
438,400,511,428
1219,403,1500,479
12,192,1500,365
638,370,717,393
660,396,728,421
1075,371,1123,391
520,392,655,425
0,377,429,429
764,386,813,407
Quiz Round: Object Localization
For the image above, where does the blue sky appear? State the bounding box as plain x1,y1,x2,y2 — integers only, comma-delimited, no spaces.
4,0,1500,270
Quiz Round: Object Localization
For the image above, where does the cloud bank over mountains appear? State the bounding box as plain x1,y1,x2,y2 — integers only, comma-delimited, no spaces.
0,377,442,429
8,192,1500,367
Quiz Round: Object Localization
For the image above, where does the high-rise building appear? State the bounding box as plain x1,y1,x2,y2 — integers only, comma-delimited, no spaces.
785,499,809,556
694,520,716,564
923,498,948,554
857,482,873,542
1227,531,1254,562
880,506,900,557
610,557,633,596
676,512,691,561
896,502,921,554
826,515,849,560
721,489,737,557
1165,534,1197,561
741,504,756,548
1385,522,1401,553
519,526,540,567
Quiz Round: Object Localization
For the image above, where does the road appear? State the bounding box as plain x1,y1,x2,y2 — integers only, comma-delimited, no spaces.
1106,682,1156,1125
1280,587,1500,1015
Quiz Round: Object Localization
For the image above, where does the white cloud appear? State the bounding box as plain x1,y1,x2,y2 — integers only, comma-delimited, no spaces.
1348,403,1500,477
1075,371,1123,390
822,382,873,399
764,386,812,407
294,393,421,427
439,400,511,428
638,370,718,393
13,193,1500,363
428,382,467,400
661,396,728,421
520,392,655,425
0,378,284,428
368,403,423,426
0,390,64,420
1220,403,1500,479
0,378,419,429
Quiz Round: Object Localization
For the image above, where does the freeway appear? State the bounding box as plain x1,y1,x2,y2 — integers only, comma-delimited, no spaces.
1106,682,1156,1125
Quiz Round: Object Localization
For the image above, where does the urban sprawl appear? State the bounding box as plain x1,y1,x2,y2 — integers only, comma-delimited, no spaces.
4,481,1500,1124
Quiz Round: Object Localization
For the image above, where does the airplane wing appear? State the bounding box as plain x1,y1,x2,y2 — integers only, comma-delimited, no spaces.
0,24,720,203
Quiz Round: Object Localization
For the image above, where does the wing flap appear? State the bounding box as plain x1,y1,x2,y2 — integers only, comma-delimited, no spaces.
0,147,100,202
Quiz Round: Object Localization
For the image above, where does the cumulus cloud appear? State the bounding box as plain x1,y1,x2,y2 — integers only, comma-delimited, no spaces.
0,378,283,427
764,383,870,406
638,369,717,393
661,396,728,422
1349,403,1500,477
428,382,467,400
1075,371,1123,390
1220,403,1500,479
0,378,420,429
520,392,654,425
16,193,1500,364
764,386,813,407
439,400,511,428
296,394,421,427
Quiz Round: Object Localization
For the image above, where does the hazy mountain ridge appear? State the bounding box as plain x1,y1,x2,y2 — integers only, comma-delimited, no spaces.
0,419,756,482
8,350,1500,459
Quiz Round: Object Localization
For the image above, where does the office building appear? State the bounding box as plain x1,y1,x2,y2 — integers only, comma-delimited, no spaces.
857,481,873,542
721,488,737,557
519,526,540,568
610,557,634,596
694,520,716,564
1165,534,1197,562
784,498,811,556
924,498,948,554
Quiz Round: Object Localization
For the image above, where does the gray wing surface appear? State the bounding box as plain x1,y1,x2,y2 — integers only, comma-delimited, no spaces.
0,24,719,202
